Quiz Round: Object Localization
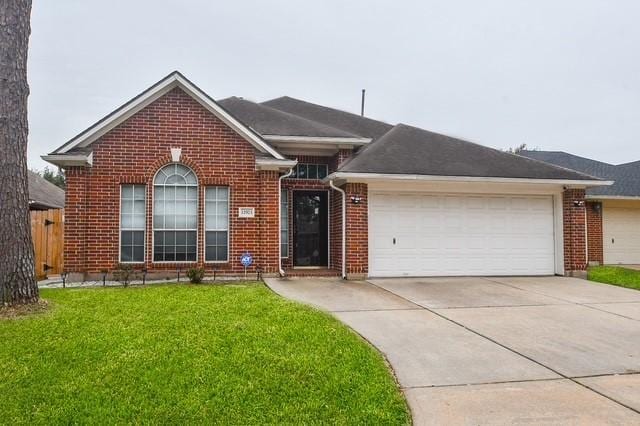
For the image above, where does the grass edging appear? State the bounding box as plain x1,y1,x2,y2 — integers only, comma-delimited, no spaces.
587,265,640,291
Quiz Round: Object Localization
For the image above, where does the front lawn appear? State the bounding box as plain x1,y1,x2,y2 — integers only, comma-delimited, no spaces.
0,283,409,424
588,265,640,291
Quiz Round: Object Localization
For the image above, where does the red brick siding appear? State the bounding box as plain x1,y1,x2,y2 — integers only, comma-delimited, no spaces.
64,87,279,277
63,167,89,273
344,183,368,278
329,149,353,171
586,201,603,265
329,188,343,272
258,170,280,272
563,189,588,273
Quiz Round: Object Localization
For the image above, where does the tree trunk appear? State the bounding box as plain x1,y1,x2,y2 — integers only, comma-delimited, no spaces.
0,0,38,305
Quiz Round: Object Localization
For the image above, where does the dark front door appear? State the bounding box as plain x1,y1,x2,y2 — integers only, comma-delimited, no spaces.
293,191,328,267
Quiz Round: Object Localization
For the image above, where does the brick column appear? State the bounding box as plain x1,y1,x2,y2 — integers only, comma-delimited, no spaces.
63,167,89,280
344,182,368,279
258,170,280,274
586,201,603,265
563,188,588,276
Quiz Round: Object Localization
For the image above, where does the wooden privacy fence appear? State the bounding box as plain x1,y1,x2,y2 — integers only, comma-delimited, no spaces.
30,209,64,280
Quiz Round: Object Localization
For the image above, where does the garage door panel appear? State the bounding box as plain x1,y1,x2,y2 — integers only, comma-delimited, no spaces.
370,193,555,277
603,207,640,264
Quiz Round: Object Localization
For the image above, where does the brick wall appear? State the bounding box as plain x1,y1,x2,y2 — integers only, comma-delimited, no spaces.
329,148,353,171
563,188,588,274
64,87,279,278
344,183,368,279
329,188,343,273
258,170,280,272
586,201,603,265
63,167,89,273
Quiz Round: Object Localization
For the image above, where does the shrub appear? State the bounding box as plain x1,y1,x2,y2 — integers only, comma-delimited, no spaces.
187,267,205,284
113,264,134,287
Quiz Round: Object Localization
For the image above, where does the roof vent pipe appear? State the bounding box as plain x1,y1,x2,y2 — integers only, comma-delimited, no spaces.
329,179,347,279
360,89,366,116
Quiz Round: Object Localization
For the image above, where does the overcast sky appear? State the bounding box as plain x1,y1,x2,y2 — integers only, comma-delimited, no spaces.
27,0,640,170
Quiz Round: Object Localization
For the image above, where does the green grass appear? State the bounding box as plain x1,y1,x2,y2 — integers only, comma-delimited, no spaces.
588,266,640,291
0,283,409,425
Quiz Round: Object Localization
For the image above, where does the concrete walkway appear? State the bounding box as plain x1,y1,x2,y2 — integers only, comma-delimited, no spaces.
264,276,640,425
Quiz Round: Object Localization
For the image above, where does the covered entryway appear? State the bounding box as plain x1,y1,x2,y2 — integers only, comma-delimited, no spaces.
293,191,328,267
369,192,556,277
603,202,640,264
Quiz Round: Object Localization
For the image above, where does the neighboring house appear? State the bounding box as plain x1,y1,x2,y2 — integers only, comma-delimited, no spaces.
43,72,609,281
28,170,65,279
520,151,640,265
28,170,65,211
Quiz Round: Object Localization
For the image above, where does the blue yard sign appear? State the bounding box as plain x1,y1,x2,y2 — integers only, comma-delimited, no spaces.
240,252,253,279
241,252,253,268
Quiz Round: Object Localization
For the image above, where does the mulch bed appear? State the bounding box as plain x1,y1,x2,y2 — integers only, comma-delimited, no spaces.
0,299,49,319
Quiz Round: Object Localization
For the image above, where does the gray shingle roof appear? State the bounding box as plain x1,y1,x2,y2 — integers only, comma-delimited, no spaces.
218,97,361,138
519,150,640,197
262,96,393,140
338,124,598,180
28,171,65,210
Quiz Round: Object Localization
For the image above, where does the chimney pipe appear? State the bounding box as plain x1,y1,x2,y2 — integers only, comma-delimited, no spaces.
360,89,365,116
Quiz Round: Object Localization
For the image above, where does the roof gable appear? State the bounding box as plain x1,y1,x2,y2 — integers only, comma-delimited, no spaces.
49,71,283,160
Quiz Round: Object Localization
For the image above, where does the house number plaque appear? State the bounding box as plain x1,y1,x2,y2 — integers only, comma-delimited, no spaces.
238,207,255,218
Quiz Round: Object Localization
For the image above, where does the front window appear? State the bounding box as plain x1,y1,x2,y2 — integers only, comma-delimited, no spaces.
280,189,289,258
153,164,198,262
205,187,229,262
120,184,146,262
290,163,328,180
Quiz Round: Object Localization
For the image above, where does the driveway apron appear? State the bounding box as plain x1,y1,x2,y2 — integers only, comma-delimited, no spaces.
264,276,640,424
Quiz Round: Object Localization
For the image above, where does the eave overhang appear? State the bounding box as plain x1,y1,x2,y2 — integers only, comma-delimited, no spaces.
325,172,614,188
255,158,297,171
42,153,93,168
585,195,640,201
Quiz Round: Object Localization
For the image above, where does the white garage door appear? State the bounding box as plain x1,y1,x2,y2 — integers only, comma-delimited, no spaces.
603,207,640,264
369,193,556,276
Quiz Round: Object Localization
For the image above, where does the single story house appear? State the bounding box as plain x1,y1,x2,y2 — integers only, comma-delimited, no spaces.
43,71,611,281
519,150,640,266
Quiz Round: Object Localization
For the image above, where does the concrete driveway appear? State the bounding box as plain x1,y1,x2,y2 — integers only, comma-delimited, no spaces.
265,276,640,425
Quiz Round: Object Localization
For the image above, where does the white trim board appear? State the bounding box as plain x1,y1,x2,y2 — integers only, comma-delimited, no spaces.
586,195,640,201
263,135,371,145
327,172,613,188
50,71,284,160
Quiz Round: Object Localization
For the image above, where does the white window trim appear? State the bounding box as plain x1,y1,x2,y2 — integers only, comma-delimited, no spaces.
151,164,199,264
119,184,146,264
204,186,230,263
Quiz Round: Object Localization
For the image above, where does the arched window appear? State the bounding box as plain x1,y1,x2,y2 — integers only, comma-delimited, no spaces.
153,164,198,262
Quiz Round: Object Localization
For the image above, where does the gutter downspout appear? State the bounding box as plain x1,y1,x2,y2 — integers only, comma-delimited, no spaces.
329,179,346,279
278,167,294,277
